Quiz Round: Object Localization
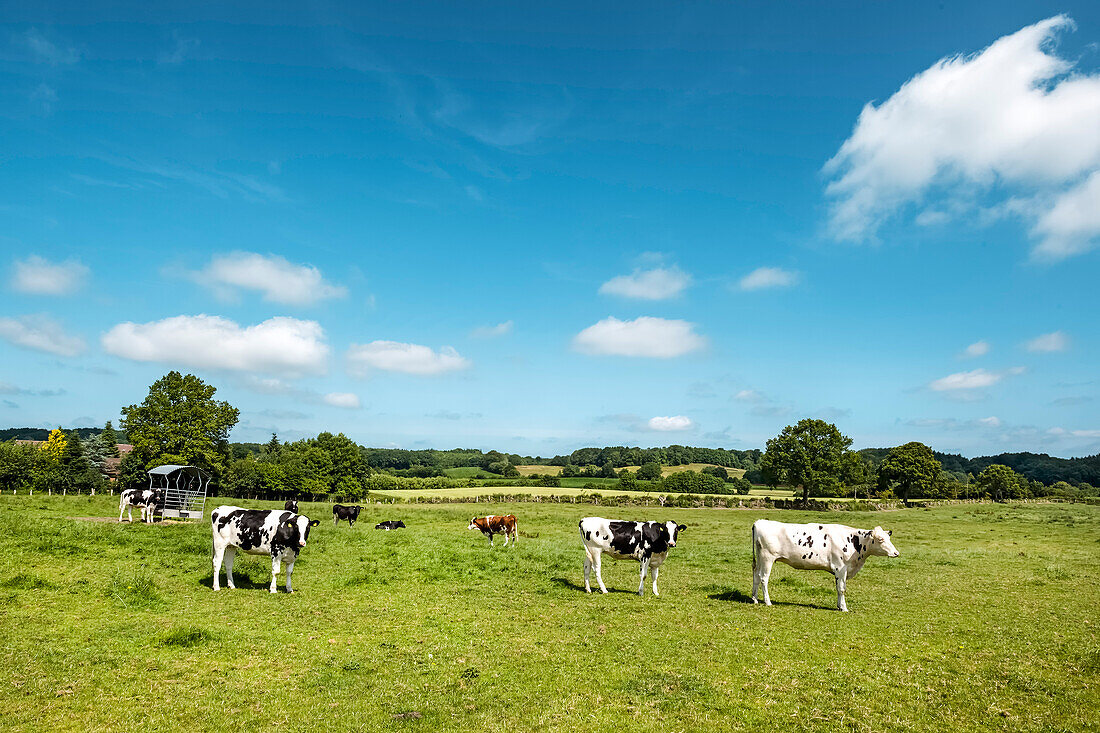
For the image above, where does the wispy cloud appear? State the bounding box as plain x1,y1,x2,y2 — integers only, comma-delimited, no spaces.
961,340,990,358
470,320,513,339
928,367,1025,393
599,266,691,300
1025,331,1069,353
23,29,79,65
0,380,66,397
347,341,470,376
0,315,85,357
738,267,799,291
322,392,361,409
10,255,89,295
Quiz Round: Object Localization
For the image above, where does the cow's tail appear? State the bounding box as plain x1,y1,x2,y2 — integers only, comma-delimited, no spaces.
751,521,758,572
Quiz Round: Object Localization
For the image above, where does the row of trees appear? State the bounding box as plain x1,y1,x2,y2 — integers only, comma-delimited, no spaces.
759,419,1098,504
0,424,120,494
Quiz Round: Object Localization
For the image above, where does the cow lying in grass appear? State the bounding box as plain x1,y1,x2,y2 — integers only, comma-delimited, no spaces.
284,499,298,513
579,517,685,596
751,519,899,611
468,515,517,547
118,488,164,524
211,506,320,593
375,520,406,530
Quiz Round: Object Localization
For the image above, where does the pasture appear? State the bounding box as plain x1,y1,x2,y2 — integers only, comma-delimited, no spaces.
0,495,1097,732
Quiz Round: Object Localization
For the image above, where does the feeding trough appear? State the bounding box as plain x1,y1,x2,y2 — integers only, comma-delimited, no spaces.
148,465,210,520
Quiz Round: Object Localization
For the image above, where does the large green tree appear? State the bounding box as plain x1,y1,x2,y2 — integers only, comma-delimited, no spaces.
977,464,1025,502
760,419,853,504
121,372,239,480
878,441,940,506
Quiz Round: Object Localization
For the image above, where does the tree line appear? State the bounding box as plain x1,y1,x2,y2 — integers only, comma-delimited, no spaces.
1,372,1098,499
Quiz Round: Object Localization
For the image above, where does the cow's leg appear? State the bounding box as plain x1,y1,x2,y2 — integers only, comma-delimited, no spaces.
593,552,608,594
223,547,237,590
486,531,494,547
834,567,849,612
285,556,296,593
756,555,775,606
583,550,593,593
651,565,660,597
638,558,650,596
334,515,339,527
270,555,282,593
212,544,225,591
118,500,126,523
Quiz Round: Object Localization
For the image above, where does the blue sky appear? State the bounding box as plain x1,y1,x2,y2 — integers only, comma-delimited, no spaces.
1,1,1098,457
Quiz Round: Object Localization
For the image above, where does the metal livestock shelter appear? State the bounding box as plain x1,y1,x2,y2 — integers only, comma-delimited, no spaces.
148,465,210,520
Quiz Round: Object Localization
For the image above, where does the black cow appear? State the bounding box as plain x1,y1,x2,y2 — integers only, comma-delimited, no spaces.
333,504,362,527
284,499,299,513
375,520,406,530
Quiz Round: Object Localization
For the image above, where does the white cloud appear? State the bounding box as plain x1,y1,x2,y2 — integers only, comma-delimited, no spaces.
470,320,513,338
1025,331,1069,353
734,389,765,403
929,369,999,391
196,252,346,305
322,392,361,409
573,316,706,358
962,340,990,358
11,256,89,295
825,15,1100,258
347,341,470,376
102,315,329,377
977,416,1002,428
929,367,1024,392
599,266,691,300
738,267,799,291
0,315,85,356
647,415,694,432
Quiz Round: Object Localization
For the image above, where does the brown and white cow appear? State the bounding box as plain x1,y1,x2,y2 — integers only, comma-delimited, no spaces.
467,515,517,547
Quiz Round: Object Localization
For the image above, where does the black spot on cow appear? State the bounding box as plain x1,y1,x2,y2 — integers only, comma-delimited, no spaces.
818,525,823,530
851,535,862,554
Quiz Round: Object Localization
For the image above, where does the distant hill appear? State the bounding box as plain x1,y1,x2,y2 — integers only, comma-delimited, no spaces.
0,426,111,442
860,448,1100,486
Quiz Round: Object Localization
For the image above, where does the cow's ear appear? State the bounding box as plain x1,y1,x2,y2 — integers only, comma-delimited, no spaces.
678,524,687,532
888,530,892,536
309,519,320,527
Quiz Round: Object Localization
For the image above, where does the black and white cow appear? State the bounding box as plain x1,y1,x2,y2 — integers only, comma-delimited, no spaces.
578,517,686,596
211,506,320,593
284,499,299,513
375,520,406,530
751,519,900,612
332,504,361,527
118,488,164,524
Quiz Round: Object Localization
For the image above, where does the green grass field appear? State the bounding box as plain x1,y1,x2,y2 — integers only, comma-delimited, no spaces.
1,495,1097,732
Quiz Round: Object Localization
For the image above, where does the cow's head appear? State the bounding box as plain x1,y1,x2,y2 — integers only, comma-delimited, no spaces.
279,515,322,548
664,521,686,548
467,517,480,530
870,526,899,557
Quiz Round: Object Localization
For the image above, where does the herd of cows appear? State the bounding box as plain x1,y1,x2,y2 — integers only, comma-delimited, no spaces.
117,487,901,611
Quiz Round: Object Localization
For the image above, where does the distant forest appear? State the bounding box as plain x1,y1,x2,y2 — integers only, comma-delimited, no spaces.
3,426,1098,487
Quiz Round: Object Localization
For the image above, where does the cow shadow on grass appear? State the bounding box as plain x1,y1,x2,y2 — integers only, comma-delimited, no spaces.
707,588,835,610
550,577,637,594
195,571,273,592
